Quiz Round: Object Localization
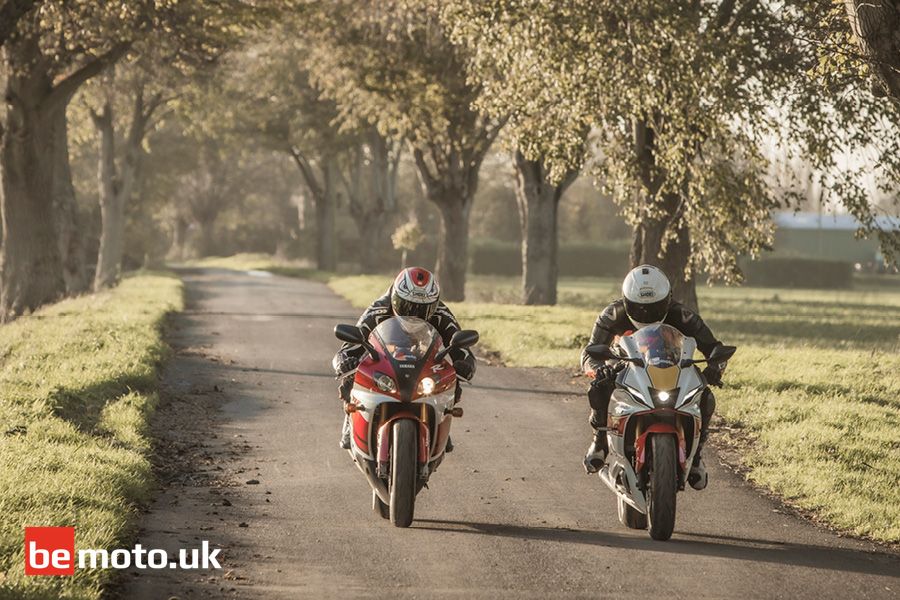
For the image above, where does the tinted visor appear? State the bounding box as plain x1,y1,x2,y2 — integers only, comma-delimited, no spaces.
391,294,438,321
624,297,669,325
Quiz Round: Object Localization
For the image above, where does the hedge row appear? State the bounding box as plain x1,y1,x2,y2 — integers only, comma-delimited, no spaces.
469,240,632,277
741,257,853,289
468,240,853,288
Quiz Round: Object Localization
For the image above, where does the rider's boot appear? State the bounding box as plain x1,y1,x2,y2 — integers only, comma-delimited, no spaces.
688,451,708,490
339,413,352,450
582,430,608,474
690,390,714,490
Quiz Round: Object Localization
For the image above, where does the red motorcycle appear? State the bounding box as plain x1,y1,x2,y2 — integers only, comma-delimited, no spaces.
334,316,478,527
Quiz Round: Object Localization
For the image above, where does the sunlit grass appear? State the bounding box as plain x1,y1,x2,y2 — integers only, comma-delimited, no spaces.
0,272,183,599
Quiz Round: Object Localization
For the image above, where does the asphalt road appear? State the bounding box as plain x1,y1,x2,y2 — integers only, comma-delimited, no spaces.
121,269,899,599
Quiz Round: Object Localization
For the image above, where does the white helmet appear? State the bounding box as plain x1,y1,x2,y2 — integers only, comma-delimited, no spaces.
622,265,672,329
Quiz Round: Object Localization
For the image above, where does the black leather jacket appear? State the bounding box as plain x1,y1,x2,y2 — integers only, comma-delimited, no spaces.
581,299,721,374
333,292,476,380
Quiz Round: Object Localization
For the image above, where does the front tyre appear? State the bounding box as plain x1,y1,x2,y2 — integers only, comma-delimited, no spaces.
617,495,648,530
647,434,677,541
389,419,418,527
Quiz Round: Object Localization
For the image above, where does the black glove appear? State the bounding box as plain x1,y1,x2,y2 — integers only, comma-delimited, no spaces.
453,359,474,381
702,364,723,387
336,355,359,377
591,364,617,386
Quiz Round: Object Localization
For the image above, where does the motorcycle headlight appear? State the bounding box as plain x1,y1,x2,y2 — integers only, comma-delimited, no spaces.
417,376,436,396
374,372,396,393
650,388,678,407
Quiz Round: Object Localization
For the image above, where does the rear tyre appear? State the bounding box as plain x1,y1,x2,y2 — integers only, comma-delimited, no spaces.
617,495,648,529
372,490,389,520
389,419,418,527
647,434,678,541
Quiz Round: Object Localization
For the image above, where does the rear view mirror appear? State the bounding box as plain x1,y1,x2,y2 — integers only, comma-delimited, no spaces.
585,344,616,361
681,344,736,368
334,324,379,361
709,345,737,363
334,324,365,345
435,329,479,362
450,330,479,349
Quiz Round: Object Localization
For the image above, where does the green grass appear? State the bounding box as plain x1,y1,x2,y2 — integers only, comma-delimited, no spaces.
0,272,183,599
179,255,900,543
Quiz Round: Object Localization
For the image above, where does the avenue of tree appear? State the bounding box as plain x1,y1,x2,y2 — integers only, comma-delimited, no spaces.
0,0,898,320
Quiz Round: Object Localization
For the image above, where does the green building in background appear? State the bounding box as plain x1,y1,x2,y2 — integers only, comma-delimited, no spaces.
773,212,896,270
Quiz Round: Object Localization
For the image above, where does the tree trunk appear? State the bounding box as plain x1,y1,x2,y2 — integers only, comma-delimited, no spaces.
289,147,337,272
51,107,88,294
0,32,126,318
412,145,487,302
631,119,698,312
92,90,151,291
434,195,471,302
316,156,338,271
513,151,578,305
190,219,217,258
92,104,124,290
344,131,400,273
357,212,386,273
0,44,65,319
630,193,698,312
845,1,900,99
169,216,189,261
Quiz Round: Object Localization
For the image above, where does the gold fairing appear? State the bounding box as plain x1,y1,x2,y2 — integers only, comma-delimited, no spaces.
647,365,679,390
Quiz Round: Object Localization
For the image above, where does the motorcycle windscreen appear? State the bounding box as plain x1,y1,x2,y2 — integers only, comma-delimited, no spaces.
371,316,440,400
632,323,684,368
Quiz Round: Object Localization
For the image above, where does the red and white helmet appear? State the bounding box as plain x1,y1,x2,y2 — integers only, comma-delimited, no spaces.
391,267,440,320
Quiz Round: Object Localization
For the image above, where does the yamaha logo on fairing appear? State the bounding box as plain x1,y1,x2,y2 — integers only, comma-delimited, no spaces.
398,363,416,369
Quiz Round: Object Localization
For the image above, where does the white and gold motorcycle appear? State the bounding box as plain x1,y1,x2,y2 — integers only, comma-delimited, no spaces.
585,324,735,541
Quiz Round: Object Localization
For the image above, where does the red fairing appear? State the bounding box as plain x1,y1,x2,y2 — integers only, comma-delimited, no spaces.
354,336,401,400
351,412,369,454
412,338,456,401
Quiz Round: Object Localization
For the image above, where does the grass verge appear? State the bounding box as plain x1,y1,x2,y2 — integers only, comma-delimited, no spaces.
0,272,183,599
179,255,900,544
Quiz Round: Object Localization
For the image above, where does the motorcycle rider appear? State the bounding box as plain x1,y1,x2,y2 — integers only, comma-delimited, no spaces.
580,265,729,490
332,267,476,449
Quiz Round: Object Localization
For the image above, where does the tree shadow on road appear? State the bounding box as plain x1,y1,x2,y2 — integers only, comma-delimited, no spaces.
413,519,899,577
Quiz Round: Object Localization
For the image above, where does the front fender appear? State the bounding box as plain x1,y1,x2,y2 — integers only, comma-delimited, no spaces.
376,415,431,472
634,423,686,473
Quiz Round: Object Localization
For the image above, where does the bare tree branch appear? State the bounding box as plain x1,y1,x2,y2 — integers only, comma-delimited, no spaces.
45,42,132,111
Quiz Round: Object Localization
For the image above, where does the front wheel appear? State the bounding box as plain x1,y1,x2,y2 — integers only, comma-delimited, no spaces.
617,495,647,530
389,419,418,527
647,434,678,541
